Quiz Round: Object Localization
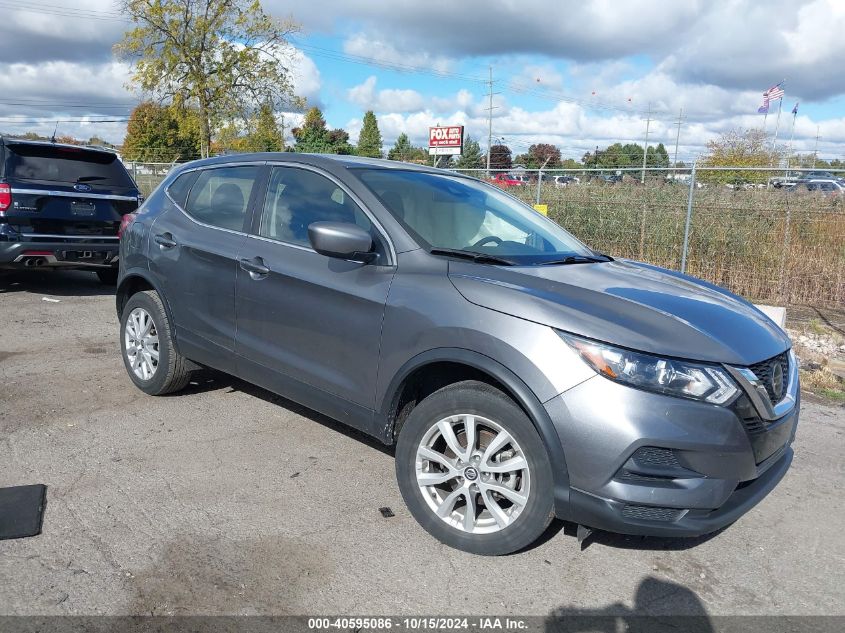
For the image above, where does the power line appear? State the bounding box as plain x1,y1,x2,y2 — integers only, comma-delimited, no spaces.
0,1,126,21
0,117,130,123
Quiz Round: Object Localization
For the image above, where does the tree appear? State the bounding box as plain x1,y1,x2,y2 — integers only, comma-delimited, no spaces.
387,133,428,162
115,0,302,156
356,111,383,158
488,144,512,171
291,107,354,154
526,143,561,169
648,142,670,169
513,153,529,166
122,101,201,162
214,104,283,154
700,128,780,184
580,142,669,173
247,103,284,152
387,133,412,161
454,135,484,169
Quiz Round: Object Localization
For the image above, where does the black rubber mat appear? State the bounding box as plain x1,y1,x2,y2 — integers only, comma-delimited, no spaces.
0,484,46,540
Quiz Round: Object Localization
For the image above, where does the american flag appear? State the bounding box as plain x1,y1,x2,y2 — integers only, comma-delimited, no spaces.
767,83,785,100
758,94,770,113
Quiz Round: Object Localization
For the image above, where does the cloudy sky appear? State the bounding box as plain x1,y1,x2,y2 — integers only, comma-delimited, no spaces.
3,0,845,162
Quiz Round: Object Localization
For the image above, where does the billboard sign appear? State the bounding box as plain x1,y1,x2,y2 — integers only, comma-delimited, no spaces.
428,125,464,155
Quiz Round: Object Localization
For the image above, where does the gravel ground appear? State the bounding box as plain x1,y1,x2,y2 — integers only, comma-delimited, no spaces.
1,270,843,617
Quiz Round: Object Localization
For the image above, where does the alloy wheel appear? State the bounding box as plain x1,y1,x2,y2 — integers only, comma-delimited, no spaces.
415,414,531,534
124,307,159,380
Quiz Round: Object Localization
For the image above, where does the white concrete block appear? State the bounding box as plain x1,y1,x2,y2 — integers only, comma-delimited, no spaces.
754,304,786,328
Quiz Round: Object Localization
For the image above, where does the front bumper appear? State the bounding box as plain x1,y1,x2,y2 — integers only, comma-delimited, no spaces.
0,239,119,269
547,363,799,537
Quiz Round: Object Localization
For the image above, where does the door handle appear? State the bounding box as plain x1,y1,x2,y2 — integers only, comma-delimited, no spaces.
239,257,270,278
154,233,177,248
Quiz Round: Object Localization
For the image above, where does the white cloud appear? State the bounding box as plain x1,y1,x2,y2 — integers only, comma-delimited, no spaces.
288,48,323,108
342,34,454,74
347,76,425,113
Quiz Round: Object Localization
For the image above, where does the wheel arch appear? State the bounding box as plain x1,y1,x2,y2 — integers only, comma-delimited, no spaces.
116,271,181,355
380,348,570,503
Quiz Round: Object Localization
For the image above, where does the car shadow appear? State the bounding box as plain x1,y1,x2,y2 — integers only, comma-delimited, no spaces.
176,367,395,457
545,576,715,630
0,269,115,297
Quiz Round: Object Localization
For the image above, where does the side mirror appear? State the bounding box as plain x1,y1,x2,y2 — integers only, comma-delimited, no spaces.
308,221,376,263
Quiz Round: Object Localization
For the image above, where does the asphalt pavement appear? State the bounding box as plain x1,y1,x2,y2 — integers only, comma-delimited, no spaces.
1,270,843,617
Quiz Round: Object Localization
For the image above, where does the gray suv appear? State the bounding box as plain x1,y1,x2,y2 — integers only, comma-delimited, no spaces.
117,154,799,555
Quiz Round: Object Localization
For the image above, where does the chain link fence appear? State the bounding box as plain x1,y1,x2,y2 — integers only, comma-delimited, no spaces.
453,166,845,308
125,160,845,308
126,161,180,199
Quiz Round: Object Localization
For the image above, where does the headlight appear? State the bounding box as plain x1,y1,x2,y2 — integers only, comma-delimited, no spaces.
561,333,739,405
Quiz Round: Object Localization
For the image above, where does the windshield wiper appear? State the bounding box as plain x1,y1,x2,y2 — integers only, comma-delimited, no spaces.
429,248,515,266
77,176,108,182
538,254,611,265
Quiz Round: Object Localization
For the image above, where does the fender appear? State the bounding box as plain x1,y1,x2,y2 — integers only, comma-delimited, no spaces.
379,347,571,505
116,268,182,356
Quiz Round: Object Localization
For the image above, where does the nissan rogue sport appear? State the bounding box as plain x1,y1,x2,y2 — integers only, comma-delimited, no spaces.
116,154,799,555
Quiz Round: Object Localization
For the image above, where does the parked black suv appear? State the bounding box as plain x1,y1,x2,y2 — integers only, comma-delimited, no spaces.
0,137,141,284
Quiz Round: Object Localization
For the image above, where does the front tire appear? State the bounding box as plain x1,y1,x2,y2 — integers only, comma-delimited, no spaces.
395,380,554,555
120,290,191,395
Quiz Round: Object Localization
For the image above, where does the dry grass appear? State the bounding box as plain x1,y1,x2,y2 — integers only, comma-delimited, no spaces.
800,367,845,402
514,182,845,307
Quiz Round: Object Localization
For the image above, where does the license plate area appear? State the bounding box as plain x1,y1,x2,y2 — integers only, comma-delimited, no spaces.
750,409,796,464
61,250,110,262
70,201,96,216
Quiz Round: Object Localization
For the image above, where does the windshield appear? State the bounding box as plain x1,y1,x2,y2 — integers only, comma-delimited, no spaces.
5,144,135,188
354,168,596,264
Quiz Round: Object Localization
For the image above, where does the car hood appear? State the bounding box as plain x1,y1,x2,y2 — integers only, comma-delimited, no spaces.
448,259,790,366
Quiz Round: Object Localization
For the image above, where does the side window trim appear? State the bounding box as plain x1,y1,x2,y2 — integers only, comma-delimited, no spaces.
164,162,266,235
252,162,396,265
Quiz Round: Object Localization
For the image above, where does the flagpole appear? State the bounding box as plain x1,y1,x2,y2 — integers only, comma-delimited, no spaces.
771,97,783,156
787,107,797,176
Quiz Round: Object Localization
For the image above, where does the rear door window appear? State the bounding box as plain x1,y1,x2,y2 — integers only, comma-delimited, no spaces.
183,166,259,232
5,144,135,188
167,171,199,208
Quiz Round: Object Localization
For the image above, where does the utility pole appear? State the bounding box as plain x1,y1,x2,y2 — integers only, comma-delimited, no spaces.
771,96,783,157
641,102,652,184
813,126,821,168
673,107,683,174
486,66,494,177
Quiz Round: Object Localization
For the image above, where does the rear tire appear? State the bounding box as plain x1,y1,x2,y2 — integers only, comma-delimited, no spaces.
395,380,554,555
120,290,191,395
96,268,119,285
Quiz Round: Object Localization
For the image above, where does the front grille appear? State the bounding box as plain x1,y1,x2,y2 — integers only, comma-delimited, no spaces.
621,505,685,522
748,352,789,403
